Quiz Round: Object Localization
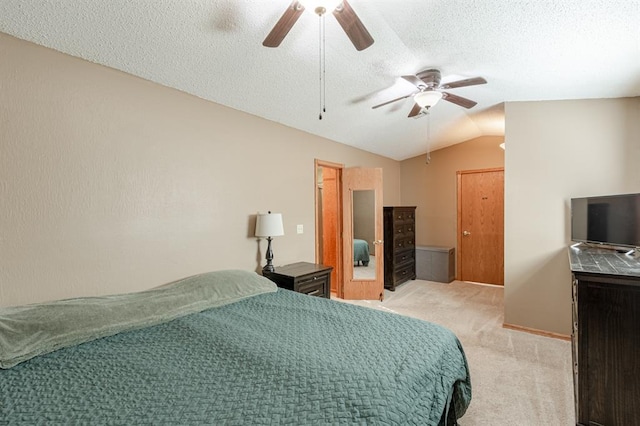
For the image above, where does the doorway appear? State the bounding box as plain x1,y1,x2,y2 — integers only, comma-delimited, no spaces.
315,161,385,299
315,160,343,297
457,168,504,285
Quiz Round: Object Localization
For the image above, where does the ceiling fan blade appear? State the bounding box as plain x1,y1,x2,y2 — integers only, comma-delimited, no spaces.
441,91,477,109
402,75,425,88
333,0,374,51
408,103,423,118
263,1,305,48
440,76,487,90
371,91,418,109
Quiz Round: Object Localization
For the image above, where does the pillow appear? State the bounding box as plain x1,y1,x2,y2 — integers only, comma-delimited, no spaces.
0,270,277,369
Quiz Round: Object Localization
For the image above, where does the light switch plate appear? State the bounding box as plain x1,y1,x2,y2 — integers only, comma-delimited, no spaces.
296,224,303,234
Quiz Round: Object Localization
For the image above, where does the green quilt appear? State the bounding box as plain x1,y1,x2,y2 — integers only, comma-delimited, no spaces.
0,274,471,425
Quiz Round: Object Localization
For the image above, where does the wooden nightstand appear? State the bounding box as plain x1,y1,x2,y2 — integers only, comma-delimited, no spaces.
262,262,333,298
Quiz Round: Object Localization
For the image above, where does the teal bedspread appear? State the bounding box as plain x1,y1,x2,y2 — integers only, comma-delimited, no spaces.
0,283,471,425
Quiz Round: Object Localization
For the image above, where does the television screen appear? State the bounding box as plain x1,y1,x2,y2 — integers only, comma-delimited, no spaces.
571,193,640,248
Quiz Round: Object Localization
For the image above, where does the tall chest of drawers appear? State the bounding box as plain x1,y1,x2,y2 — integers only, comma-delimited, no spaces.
383,206,417,291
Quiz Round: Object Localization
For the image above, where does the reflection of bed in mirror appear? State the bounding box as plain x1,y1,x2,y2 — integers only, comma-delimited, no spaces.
353,239,370,266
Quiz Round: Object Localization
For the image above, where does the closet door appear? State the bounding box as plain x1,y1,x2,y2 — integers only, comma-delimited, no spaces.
457,168,504,285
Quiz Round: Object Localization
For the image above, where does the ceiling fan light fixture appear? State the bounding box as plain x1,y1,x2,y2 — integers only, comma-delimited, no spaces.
414,91,443,109
299,0,342,12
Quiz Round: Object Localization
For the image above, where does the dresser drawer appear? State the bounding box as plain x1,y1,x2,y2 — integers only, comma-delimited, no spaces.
403,222,415,234
393,223,416,237
394,249,415,267
393,236,415,250
394,209,415,222
394,262,416,284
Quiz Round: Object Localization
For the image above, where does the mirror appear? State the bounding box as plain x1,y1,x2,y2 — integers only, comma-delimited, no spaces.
352,189,377,280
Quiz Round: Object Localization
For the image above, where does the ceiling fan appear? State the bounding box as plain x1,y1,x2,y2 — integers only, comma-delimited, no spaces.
263,0,374,51
372,69,487,118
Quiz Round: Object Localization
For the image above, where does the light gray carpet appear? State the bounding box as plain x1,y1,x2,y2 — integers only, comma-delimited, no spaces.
339,279,575,425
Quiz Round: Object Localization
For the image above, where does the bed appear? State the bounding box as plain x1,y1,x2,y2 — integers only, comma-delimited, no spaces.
0,270,471,425
353,238,370,266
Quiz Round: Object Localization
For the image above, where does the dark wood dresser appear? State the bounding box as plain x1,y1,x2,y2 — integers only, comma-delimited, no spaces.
568,246,640,426
262,262,333,299
383,206,417,291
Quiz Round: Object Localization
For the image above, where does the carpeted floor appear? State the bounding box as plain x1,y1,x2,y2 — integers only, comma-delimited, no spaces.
339,279,575,425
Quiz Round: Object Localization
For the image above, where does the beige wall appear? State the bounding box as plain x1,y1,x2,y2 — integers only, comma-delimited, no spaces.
505,98,640,335
0,33,401,307
400,136,505,249
401,99,640,336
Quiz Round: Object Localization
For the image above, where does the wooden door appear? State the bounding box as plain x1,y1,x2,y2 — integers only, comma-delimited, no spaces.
315,160,343,297
342,167,384,300
457,168,504,285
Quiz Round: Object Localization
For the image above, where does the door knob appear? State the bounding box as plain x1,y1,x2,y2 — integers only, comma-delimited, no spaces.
463,231,471,236
373,240,383,245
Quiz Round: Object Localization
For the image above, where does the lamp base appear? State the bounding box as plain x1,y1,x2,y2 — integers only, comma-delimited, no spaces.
262,264,275,273
262,236,275,273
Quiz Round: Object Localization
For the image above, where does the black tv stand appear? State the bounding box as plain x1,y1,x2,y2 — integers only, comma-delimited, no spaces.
569,246,640,425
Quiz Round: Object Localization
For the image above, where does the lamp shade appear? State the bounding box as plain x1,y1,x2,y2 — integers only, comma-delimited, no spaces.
414,90,443,108
255,213,284,237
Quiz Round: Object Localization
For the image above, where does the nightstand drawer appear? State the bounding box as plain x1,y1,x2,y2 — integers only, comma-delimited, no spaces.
297,278,327,297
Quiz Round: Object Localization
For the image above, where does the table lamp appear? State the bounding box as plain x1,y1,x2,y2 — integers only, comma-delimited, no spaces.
255,211,284,273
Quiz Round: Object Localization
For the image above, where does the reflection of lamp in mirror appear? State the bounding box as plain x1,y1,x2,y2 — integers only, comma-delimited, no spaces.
255,211,284,273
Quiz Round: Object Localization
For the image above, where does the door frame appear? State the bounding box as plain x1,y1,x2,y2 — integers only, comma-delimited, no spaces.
456,167,504,282
314,159,344,298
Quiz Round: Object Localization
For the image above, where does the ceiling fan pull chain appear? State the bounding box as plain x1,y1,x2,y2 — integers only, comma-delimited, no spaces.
318,13,326,120
322,13,327,116
318,15,321,119
426,111,432,164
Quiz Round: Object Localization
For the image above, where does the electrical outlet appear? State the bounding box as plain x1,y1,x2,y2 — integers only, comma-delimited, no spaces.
297,224,303,234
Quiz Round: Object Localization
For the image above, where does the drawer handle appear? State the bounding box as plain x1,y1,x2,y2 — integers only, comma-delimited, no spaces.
308,289,321,296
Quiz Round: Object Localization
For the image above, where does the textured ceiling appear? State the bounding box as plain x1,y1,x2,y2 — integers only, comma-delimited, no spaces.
1,0,639,160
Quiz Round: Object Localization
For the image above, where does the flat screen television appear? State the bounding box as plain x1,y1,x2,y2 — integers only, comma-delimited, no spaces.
571,193,640,249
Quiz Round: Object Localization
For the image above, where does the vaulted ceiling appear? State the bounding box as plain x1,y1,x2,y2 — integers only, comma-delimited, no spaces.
1,1,639,160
